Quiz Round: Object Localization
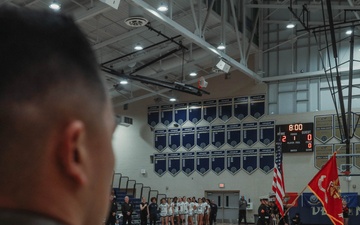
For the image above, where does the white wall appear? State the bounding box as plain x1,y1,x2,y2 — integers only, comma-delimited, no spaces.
111,71,360,220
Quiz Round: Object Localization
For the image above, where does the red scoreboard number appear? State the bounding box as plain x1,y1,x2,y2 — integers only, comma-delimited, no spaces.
276,123,314,153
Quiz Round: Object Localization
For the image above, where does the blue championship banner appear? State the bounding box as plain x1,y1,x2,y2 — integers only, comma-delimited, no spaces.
148,106,160,127
218,98,233,122
160,105,174,126
168,153,181,176
211,125,225,149
154,129,167,151
211,151,225,175
174,103,188,125
196,126,210,149
182,127,195,151
226,150,241,174
227,124,241,147
203,100,217,123
259,121,275,146
250,95,265,119
168,128,181,151
154,154,167,177
242,149,258,174
188,101,202,124
196,151,210,175
259,148,274,174
182,152,195,176
243,122,258,147
234,96,248,121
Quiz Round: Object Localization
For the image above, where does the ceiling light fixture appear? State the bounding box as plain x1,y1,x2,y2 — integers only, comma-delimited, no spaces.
346,29,353,35
134,44,143,50
189,72,197,77
49,0,61,10
217,43,226,50
120,79,128,85
286,21,295,29
169,97,176,102
157,2,168,12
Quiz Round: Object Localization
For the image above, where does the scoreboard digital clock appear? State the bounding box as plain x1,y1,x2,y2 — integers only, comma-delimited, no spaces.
275,123,314,153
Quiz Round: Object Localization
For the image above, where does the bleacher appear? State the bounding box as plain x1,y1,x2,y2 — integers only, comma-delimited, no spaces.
112,173,166,225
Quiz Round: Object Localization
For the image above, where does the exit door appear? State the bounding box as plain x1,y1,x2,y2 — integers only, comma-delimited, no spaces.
205,191,239,224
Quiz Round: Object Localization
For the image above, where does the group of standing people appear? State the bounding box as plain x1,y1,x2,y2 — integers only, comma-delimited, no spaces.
257,194,296,225
106,195,134,225
140,196,218,225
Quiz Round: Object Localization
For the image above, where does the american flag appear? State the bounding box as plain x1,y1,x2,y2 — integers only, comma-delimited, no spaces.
272,141,285,217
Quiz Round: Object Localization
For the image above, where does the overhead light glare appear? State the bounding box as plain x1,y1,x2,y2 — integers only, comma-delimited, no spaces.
169,97,176,102
346,30,353,35
189,72,197,76
286,22,295,29
134,44,143,50
49,1,61,10
120,80,128,85
217,43,226,50
157,2,168,12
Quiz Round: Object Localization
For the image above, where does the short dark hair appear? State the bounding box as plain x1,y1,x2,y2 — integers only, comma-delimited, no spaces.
0,6,106,165
0,6,105,103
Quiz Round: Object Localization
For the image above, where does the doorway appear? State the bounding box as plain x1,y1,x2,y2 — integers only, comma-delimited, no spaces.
205,190,239,224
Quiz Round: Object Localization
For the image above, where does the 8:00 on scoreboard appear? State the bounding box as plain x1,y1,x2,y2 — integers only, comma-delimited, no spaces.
275,123,314,153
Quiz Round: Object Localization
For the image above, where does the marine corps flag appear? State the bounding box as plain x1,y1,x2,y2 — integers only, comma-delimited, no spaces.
308,153,343,225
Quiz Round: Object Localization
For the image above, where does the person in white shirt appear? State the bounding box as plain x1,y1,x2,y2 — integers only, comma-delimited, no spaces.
204,199,211,225
197,198,204,225
159,198,169,225
168,198,175,225
187,198,193,225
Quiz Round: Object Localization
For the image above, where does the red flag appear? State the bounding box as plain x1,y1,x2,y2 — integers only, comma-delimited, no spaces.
308,153,344,225
272,143,285,217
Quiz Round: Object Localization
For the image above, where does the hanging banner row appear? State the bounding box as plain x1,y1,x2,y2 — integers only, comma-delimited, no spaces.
314,143,360,170
315,113,360,143
153,148,275,177
154,121,275,151
148,95,265,127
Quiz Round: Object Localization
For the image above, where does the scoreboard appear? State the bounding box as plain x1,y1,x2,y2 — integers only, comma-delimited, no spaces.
275,123,314,153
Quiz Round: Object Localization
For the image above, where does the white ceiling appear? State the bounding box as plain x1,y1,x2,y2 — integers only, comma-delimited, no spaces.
4,0,360,108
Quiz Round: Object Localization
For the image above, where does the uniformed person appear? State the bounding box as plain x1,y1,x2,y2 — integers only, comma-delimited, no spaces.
257,196,270,225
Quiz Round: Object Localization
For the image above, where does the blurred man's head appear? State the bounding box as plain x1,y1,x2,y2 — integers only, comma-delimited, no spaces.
0,6,115,225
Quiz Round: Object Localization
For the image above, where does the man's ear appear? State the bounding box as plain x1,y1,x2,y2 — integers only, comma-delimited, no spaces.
57,120,88,186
